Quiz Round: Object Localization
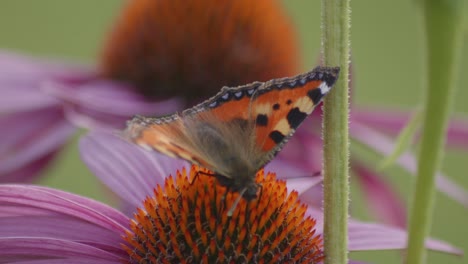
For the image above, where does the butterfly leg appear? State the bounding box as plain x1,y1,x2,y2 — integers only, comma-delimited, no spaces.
220,186,231,214
190,170,216,185
190,171,200,186
251,183,264,215
257,183,263,199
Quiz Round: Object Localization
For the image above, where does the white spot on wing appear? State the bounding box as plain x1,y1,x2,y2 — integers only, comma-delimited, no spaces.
209,101,217,108
319,82,331,95
222,93,230,100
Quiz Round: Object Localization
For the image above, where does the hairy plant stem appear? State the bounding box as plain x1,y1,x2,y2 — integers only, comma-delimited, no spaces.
321,0,351,263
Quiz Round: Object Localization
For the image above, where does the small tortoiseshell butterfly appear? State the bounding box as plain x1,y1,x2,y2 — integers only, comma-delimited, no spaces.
125,66,339,214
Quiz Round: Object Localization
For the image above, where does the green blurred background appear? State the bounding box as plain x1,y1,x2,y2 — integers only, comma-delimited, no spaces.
0,1,467,263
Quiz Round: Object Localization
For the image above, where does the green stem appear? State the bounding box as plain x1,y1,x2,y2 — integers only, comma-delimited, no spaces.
321,0,351,263
406,0,463,263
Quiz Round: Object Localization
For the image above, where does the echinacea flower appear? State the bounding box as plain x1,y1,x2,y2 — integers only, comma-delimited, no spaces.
0,131,460,263
0,0,297,183
1,0,467,228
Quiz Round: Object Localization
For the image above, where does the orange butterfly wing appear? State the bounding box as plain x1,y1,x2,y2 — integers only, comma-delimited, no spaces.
125,66,339,172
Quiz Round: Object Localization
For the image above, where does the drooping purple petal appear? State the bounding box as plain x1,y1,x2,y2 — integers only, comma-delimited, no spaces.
353,162,407,228
353,108,468,149
79,131,188,209
0,185,129,231
0,185,130,262
350,122,468,208
0,237,122,263
44,79,183,129
0,51,89,79
0,87,58,112
0,109,75,183
352,108,410,135
0,51,91,183
265,159,312,179
0,51,91,113
285,174,323,195
347,221,462,255
0,215,125,257
0,111,74,173
282,172,324,208
0,150,58,183
9,260,118,264
307,208,462,255
444,116,468,149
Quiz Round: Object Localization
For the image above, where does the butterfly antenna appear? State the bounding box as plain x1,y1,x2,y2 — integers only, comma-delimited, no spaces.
227,188,247,217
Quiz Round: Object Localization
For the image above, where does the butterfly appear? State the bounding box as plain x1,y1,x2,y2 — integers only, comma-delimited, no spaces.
124,66,339,214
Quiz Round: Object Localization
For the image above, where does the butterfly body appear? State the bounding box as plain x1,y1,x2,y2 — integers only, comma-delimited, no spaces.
125,66,339,201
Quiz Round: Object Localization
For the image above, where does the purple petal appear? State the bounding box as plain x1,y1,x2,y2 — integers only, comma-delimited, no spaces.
0,185,129,232
353,108,468,149
0,185,130,262
0,109,75,177
0,51,88,78
0,51,90,113
265,159,312,179
353,162,407,228
0,87,58,112
350,122,468,207
0,237,122,262
286,175,323,196
307,208,462,255
45,79,183,129
445,116,468,149
11,260,118,264
282,174,324,208
79,131,188,209
347,220,462,255
0,215,124,254
0,150,58,183
352,108,410,135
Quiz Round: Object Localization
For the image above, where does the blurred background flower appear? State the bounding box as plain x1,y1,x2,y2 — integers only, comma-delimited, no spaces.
1,0,299,183
0,1,467,263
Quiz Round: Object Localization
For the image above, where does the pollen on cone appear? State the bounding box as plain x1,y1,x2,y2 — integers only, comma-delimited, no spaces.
101,0,299,100
123,165,324,263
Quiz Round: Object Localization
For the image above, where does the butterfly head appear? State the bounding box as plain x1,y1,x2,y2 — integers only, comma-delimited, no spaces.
214,171,260,201
224,177,260,217
240,181,260,201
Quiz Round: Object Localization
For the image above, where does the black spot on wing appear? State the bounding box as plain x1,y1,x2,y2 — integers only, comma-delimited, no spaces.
322,67,340,87
286,99,292,105
255,114,268,126
307,88,324,105
269,130,285,144
287,108,307,129
272,103,280,110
